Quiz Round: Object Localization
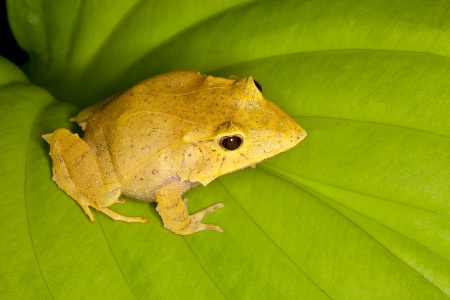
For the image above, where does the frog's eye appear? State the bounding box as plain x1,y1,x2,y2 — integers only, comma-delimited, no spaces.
218,135,243,151
253,80,262,92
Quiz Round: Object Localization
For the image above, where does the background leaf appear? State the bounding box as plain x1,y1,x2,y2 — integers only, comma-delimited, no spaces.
2,0,449,299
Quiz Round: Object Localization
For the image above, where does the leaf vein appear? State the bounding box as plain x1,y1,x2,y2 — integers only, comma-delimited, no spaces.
216,178,332,299
258,165,450,296
181,238,229,300
292,115,450,139
24,106,54,299
97,218,139,300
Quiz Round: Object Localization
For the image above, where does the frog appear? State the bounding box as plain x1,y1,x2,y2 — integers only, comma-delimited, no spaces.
43,70,307,235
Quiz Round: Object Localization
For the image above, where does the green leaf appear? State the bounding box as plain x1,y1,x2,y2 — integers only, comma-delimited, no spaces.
2,0,450,299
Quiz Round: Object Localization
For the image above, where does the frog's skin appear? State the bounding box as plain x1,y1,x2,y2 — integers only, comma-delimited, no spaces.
43,70,306,235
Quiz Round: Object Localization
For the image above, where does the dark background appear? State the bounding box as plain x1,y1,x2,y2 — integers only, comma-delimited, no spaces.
1,0,28,64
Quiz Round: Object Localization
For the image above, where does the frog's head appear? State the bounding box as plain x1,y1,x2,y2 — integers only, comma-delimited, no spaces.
183,75,307,185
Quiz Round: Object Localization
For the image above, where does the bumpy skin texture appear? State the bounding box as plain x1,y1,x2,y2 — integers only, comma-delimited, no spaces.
43,70,307,235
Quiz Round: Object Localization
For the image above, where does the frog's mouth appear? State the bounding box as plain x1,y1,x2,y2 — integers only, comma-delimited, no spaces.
195,159,260,186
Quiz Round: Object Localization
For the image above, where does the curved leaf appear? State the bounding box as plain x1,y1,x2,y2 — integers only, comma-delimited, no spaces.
2,0,450,299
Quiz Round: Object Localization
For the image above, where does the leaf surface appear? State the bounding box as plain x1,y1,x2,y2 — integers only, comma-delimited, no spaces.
2,0,450,298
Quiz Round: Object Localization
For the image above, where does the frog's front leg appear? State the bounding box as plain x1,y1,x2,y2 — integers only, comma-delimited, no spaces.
155,182,224,235
43,128,147,223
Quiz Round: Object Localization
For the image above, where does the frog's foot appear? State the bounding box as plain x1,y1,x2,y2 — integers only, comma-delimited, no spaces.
78,200,96,222
157,202,224,235
184,202,225,233
72,198,147,223
93,204,148,223
155,184,224,235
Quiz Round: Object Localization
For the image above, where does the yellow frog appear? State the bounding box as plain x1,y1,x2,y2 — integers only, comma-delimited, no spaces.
43,71,306,235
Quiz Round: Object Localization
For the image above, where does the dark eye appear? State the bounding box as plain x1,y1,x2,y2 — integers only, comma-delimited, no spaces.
253,80,262,92
219,135,243,150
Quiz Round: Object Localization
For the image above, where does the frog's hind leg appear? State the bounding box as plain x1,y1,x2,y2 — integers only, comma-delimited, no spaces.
43,128,147,223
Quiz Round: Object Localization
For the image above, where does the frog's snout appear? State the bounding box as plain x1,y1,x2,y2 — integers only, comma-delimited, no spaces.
284,117,307,147
295,122,307,140
297,127,307,142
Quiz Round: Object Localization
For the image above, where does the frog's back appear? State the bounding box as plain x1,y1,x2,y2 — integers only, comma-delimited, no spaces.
88,71,237,185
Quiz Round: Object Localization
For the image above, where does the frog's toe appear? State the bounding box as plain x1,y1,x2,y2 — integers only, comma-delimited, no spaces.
187,222,223,234
95,206,148,223
177,203,225,235
191,202,224,221
69,195,96,222
80,204,95,222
